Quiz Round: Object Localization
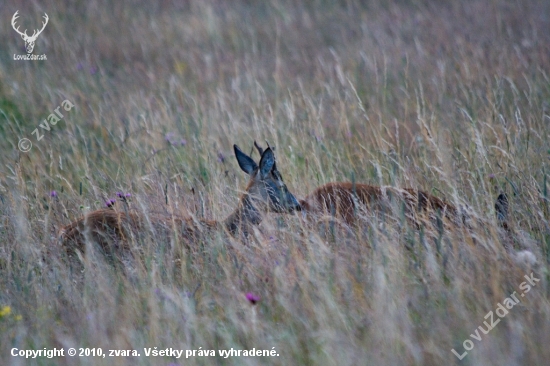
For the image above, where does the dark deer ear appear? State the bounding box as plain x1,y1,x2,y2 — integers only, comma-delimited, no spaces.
234,144,258,175
263,140,279,171
259,147,275,177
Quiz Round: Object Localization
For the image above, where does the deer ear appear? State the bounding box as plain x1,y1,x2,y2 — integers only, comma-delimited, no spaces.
234,144,258,175
259,147,275,177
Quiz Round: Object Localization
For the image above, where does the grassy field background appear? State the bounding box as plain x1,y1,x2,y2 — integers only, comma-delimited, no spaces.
1,0,550,365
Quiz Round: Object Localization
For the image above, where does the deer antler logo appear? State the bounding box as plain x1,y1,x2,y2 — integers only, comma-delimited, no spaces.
11,11,49,54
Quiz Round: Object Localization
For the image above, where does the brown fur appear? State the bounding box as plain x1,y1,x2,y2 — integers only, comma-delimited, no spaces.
57,208,222,255
299,182,458,227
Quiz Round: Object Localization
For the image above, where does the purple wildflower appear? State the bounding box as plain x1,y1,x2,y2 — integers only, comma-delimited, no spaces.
50,190,57,198
76,62,84,70
116,192,131,201
89,66,98,75
488,174,495,179
180,139,187,146
245,292,260,305
105,198,116,208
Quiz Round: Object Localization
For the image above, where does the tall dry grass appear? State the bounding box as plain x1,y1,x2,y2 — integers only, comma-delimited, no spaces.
0,0,549,365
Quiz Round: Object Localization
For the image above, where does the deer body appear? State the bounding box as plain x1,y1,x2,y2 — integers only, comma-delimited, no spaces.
299,182,459,227
58,145,300,257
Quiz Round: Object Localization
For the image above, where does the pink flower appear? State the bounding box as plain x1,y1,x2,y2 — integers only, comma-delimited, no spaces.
245,292,260,305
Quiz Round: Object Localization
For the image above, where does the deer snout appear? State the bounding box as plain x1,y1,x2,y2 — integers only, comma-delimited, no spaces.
287,194,302,212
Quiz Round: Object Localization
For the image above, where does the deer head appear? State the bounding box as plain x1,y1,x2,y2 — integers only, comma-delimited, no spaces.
234,144,301,214
12,11,49,54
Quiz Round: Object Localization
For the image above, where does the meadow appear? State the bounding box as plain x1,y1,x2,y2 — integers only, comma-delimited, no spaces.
1,0,549,365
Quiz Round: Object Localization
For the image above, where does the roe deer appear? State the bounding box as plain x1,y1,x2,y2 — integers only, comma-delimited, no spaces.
57,144,301,257
253,142,519,234
253,141,458,228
